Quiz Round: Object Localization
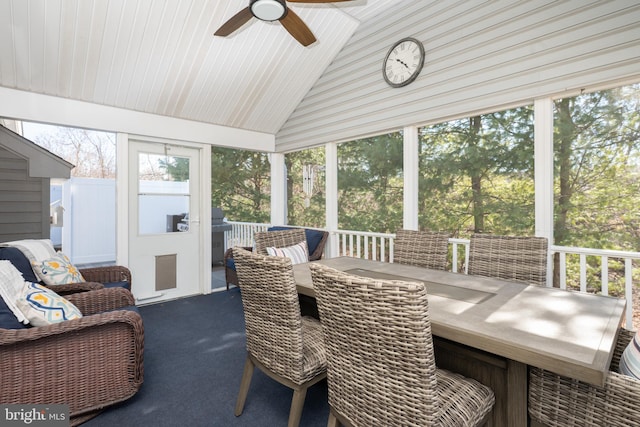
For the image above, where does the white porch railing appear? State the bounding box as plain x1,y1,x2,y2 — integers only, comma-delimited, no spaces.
224,222,638,329
551,245,640,329
224,221,270,249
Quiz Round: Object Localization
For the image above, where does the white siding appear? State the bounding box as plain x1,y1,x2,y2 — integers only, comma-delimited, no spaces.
276,0,640,151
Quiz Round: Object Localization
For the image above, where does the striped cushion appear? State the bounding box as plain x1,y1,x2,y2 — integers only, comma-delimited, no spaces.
620,330,640,379
266,241,308,265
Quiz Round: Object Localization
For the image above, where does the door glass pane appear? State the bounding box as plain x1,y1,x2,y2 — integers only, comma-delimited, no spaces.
138,153,190,234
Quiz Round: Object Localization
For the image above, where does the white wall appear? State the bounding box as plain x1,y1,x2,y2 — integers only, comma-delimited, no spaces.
277,0,640,150
61,178,194,263
62,178,116,264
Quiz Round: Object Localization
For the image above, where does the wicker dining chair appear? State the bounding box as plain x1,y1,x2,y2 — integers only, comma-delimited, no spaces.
467,234,548,286
233,248,327,427
254,228,307,255
394,229,450,270
529,328,640,427
309,263,495,427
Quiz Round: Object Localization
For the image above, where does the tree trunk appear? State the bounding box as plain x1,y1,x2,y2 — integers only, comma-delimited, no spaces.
470,116,484,233
553,98,575,287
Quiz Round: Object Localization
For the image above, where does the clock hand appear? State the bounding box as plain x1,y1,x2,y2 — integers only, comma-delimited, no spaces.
395,58,410,69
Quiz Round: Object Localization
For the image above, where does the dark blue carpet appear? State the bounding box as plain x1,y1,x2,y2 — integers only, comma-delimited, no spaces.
84,288,329,427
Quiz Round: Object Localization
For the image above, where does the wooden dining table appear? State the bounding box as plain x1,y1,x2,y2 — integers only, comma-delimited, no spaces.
293,257,626,427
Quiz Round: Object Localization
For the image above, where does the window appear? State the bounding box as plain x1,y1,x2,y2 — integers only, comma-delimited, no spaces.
553,84,640,292
138,153,190,235
210,147,270,223
285,147,325,228
418,106,535,238
338,132,403,233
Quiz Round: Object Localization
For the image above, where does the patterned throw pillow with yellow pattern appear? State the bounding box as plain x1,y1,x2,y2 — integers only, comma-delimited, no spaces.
16,281,82,326
32,252,85,286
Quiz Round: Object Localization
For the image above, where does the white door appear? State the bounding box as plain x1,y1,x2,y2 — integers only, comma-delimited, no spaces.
128,140,202,303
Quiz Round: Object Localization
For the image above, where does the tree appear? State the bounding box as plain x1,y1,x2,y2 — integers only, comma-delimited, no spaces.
210,147,270,223
158,157,189,181
25,124,116,178
337,132,404,233
553,86,640,290
418,106,535,237
285,147,325,228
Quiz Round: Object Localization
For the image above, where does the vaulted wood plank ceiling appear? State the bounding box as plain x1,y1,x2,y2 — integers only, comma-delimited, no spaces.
0,0,396,135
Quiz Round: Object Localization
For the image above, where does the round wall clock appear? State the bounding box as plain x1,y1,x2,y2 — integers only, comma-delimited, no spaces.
382,37,425,88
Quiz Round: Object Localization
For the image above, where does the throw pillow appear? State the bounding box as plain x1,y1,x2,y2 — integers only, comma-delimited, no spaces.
266,241,309,265
619,330,640,379
0,260,29,326
32,252,85,286
16,282,82,327
1,239,57,263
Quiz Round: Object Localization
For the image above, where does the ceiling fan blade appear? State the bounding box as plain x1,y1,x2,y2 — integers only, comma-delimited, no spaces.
214,7,253,37
280,9,317,46
287,0,353,3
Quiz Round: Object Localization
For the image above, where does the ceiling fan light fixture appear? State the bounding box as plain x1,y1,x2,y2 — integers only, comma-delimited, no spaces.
250,0,287,22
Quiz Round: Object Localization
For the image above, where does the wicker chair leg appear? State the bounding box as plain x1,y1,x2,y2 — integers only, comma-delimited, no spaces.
327,412,339,427
234,355,255,416
288,387,308,427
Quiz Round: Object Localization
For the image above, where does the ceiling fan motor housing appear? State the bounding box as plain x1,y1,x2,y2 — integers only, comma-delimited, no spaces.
250,0,287,22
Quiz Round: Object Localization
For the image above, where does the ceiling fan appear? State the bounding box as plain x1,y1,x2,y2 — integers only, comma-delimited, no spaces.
214,0,353,47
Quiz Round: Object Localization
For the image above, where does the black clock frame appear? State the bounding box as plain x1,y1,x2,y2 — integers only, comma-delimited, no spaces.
382,37,425,88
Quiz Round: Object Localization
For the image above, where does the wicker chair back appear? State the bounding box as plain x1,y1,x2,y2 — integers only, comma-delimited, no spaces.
254,229,307,256
394,229,450,270
310,263,495,427
468,234,548,286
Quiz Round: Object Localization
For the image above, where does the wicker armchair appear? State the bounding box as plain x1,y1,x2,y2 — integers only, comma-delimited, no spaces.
77,265,132,290
224,227,328,290
529,328,639,427
0,244,132,291
0,287,144,426
468,234,548,286
394,229,450,270
233,248,327,427
309,263,495,427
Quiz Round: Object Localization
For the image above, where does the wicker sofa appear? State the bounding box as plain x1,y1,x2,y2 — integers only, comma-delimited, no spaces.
224,226,328,290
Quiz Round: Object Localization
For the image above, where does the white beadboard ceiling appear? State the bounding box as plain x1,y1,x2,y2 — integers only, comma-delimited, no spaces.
0,0,396,135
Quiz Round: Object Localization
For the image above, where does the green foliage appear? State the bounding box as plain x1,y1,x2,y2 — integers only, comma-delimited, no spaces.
158,157,189,181
210,147,270,223
553,84,640,290
418,107,535,237
337,132,403,233
285,147,326,228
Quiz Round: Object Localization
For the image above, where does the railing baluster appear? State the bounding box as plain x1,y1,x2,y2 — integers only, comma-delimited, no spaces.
601,256,608,296
579,254,587,292
559,252,567,290
452,243,459,273
626,258,633,329
372,236,378,261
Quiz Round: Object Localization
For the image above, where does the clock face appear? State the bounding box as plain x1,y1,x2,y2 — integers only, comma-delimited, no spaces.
383,38,425,88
